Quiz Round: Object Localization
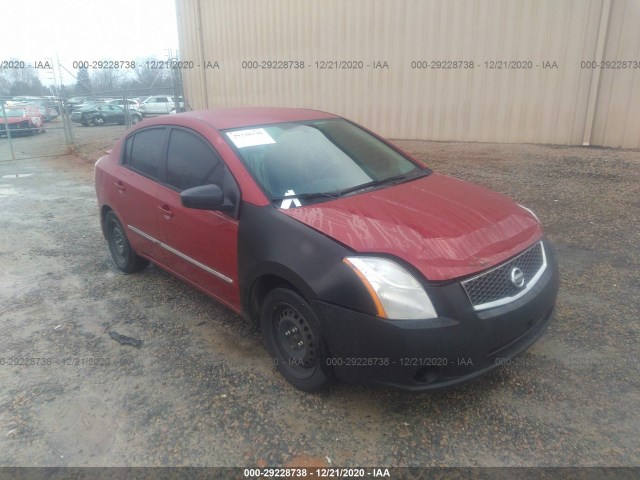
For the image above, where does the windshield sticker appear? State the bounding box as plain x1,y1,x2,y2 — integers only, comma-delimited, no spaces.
226,128,276,148
280,190,302,209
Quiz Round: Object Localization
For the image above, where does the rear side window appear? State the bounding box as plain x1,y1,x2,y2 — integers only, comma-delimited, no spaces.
166,128,225,191
124,128,166,179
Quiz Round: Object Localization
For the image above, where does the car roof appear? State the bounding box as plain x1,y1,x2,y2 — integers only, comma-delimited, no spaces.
141,107,339,130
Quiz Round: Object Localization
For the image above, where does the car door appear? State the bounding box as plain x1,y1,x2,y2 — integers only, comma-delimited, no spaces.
154,127,241,309
94,105,109,123
98,105,113,123
158,97,170,113
110,105,125,124
116,126,168,259
146,97,161,114
142,98,154,114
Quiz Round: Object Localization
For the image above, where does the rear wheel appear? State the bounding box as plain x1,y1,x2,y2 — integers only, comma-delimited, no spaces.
104,211,148,273
261,288,333,391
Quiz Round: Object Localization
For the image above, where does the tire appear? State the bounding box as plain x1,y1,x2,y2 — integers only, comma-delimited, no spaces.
260,287,333,391
92,115,105,126
104,211,148,273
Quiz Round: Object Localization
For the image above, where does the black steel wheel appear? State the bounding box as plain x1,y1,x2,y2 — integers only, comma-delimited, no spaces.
104,211,148,273
261,288,333,391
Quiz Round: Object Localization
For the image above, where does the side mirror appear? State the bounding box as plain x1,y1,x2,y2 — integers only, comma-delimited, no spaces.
180,184,233,211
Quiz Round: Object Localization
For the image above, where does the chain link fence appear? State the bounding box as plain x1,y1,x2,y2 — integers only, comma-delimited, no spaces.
1,62,186,162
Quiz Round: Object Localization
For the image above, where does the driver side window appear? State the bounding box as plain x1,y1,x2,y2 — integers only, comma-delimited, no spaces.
165,128,225,191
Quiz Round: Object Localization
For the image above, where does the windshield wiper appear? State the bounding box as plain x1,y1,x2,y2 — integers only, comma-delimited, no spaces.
270,169,430,204
337,169,429,197
271,191,341,202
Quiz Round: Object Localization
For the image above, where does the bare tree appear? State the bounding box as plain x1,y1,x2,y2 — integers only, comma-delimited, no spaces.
132,57,172,89
91,69,127,93
0,59,46,96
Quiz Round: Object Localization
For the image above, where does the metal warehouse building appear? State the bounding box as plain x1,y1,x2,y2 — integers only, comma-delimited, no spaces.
175,0,640,148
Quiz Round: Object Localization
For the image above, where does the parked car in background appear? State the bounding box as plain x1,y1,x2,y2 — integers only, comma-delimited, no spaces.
29,102,58,122
94,108,559,392
106,99,140,111
6,97,59,122
10,96,41,104
71,104,142,126
65,96,94,112
139,96,174,115
41,96,64,114
0,106,46,136
139,96,184,115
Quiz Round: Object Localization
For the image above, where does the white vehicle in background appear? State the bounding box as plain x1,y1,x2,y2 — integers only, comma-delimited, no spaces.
139,96,185,115
139,96,174,115
106,99,140,111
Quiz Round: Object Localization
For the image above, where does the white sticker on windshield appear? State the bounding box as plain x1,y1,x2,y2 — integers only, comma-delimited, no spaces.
280,190,302,209
226,128,276,148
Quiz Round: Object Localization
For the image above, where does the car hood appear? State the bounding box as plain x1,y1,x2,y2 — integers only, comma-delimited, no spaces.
281,173,543,281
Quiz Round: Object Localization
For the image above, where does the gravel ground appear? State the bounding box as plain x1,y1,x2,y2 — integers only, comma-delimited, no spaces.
0,129,638,468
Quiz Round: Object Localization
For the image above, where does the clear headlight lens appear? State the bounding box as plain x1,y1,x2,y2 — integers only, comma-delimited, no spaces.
344,257,437,320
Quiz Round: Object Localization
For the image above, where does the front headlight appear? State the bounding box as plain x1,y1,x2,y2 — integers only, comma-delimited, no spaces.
343,257,437,320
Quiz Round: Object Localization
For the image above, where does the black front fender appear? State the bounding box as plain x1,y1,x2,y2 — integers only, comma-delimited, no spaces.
238,203,378,322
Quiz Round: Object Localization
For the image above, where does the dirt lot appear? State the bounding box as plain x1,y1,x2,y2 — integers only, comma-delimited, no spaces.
0,125,638,468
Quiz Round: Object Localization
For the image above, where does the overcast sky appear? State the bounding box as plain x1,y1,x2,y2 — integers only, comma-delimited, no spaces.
1,0,179,85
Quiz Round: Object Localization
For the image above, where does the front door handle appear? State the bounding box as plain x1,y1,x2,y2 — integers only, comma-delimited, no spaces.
158,205,174,218
114,180,125,192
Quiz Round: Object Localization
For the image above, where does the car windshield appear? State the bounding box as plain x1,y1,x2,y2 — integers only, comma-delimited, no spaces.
3,109,25,117
224,118,429,203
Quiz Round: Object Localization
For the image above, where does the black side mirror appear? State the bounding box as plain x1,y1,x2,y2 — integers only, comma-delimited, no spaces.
180,184,233,211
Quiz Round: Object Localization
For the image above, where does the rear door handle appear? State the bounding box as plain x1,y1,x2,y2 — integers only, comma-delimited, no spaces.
114,180,125,192
158,205,174,218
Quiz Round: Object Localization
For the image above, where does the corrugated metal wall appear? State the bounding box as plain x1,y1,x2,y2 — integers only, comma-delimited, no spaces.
175,0,640,148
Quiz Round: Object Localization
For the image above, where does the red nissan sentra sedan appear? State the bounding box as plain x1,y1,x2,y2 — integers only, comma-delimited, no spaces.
95,108,559,392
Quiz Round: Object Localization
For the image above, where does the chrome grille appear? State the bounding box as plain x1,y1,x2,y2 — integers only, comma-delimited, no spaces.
462,241,546,311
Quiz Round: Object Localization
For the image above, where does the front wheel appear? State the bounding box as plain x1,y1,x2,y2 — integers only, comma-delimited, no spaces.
104,211,148,273
260,288,333,391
